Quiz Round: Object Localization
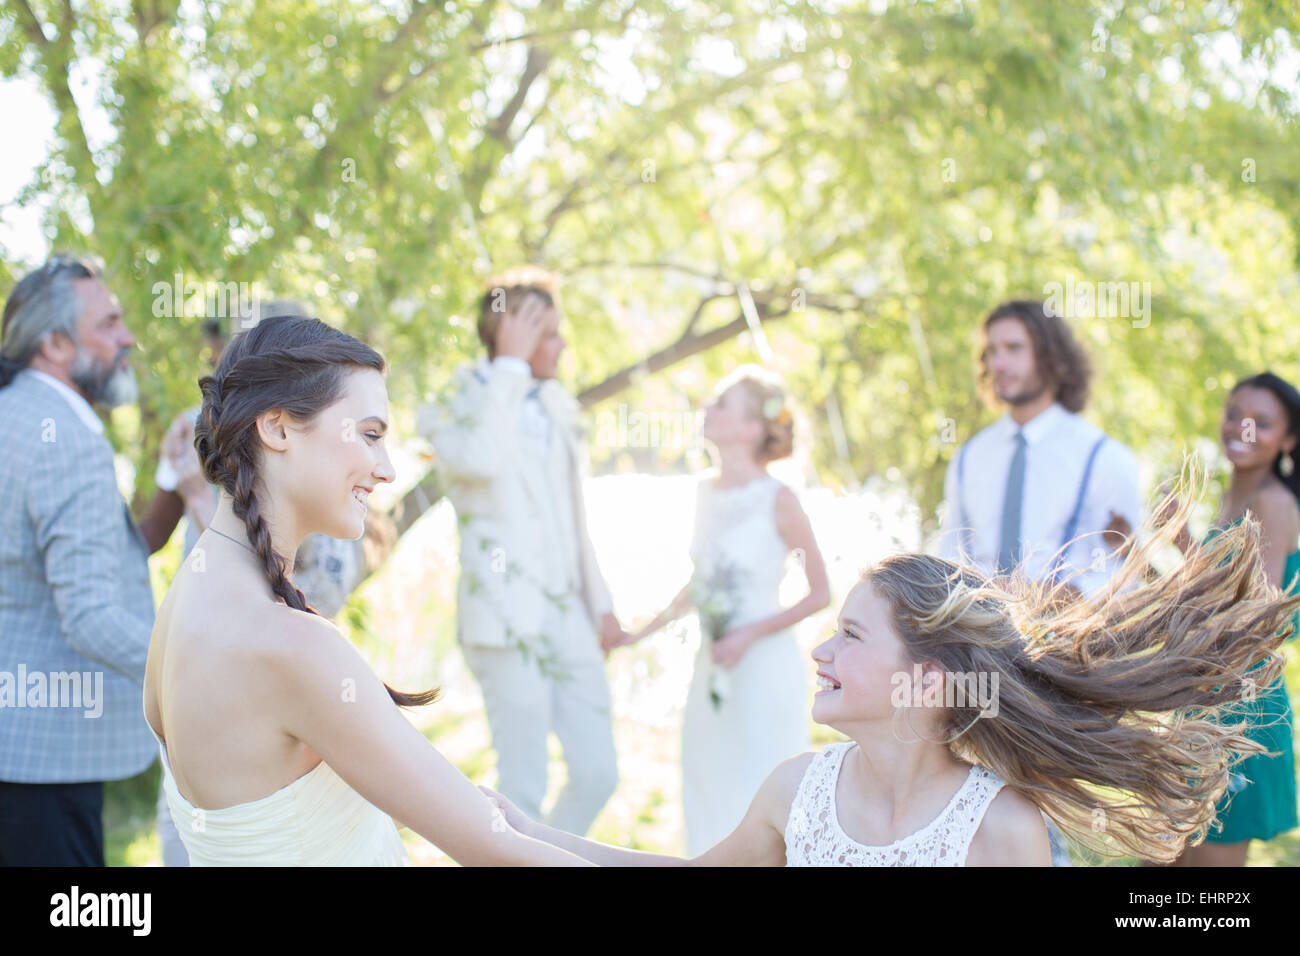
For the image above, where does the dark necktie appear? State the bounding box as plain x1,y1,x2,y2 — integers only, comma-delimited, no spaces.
997,431,1027,573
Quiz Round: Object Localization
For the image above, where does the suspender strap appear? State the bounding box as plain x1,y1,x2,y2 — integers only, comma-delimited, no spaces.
1050,435,1108,577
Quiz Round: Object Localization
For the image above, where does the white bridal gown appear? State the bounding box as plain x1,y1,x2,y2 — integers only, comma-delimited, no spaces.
681,474,810,856
148,720,410,866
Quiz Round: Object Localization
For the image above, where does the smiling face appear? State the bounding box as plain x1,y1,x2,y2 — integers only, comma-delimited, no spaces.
982,317,1049,407
811,579,931,733
1221,385,1296,474
262,367,396,541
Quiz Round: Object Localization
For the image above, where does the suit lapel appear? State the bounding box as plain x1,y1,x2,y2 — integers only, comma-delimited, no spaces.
536,382,596,602
513,384,557,514
537,382,581,462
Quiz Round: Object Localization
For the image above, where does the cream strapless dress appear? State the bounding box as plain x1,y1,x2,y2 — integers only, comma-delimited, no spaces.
150,723,410,866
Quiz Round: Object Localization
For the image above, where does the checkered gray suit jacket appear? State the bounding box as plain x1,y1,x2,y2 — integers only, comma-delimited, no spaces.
0,372,156,782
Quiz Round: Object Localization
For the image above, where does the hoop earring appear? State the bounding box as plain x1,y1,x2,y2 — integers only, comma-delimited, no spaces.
1282,452,1295,477
942,707,985,744
891,704,921,744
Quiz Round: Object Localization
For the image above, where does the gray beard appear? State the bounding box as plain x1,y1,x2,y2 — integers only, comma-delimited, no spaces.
70,349,138,408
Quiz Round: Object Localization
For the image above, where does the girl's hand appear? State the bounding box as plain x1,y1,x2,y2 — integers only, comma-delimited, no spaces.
711,624,759,668
478,785,535,838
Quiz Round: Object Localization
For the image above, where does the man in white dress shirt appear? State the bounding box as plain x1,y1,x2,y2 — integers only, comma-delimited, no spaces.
419,268,627,836
937,299,1141,595
935,299,1142,865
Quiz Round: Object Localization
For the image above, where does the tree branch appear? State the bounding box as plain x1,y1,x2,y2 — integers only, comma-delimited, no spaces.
576,302,794,407
15,0,99,193
485,45,552,147
14,0,50,46
567,259,732,285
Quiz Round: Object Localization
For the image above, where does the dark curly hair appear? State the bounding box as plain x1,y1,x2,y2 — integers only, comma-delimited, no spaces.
978,300,1093,413
193,314,438,708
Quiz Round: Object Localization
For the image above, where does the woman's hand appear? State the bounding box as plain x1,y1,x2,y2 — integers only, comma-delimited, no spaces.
478,785,535,839
711,623,760,668
597,612,629,657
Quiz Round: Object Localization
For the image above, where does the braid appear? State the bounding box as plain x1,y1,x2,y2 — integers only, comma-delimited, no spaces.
194,373,226,487
193,319,439,709
228,450,316,614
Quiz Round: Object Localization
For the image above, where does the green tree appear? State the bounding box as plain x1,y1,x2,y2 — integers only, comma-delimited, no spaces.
2,0,1297,544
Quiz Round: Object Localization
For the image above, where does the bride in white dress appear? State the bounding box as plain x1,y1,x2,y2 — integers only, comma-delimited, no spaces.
143,311,591,865
611,366,830,853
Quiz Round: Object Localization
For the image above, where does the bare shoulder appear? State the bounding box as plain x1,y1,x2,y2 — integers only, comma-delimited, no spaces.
1248,481,1300,532
257,604,356,673
966,783,1052,867
772,482,799,510
772,482,809,529
756,750,819,822
772,749,818,795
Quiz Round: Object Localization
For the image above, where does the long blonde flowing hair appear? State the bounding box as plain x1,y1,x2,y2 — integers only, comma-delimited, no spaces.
868,457,1300,862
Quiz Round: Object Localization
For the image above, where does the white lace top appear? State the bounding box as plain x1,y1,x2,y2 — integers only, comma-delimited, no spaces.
784,742,1007,866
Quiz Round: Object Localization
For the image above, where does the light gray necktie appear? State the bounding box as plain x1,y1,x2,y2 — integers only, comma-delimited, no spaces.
997,430,1027,573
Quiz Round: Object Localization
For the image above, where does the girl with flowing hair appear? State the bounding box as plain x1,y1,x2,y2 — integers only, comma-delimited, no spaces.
485,459,1300,865
143,314,591,865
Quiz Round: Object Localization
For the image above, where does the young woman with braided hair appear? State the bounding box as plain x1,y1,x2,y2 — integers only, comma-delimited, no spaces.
143,314,591,865
486,464,1300,865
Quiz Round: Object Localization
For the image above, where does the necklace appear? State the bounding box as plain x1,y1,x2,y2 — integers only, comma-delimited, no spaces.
208,526,257,556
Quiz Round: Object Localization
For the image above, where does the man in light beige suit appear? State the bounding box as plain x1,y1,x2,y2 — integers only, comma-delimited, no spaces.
418,268,626,836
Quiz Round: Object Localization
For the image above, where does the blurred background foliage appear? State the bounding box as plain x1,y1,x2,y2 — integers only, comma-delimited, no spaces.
3,0,1299,527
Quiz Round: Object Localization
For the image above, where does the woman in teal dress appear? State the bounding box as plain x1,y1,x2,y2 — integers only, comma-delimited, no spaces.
1163,372,1300,865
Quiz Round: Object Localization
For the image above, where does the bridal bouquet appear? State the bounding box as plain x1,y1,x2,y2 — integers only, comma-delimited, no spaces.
692,559,746,710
